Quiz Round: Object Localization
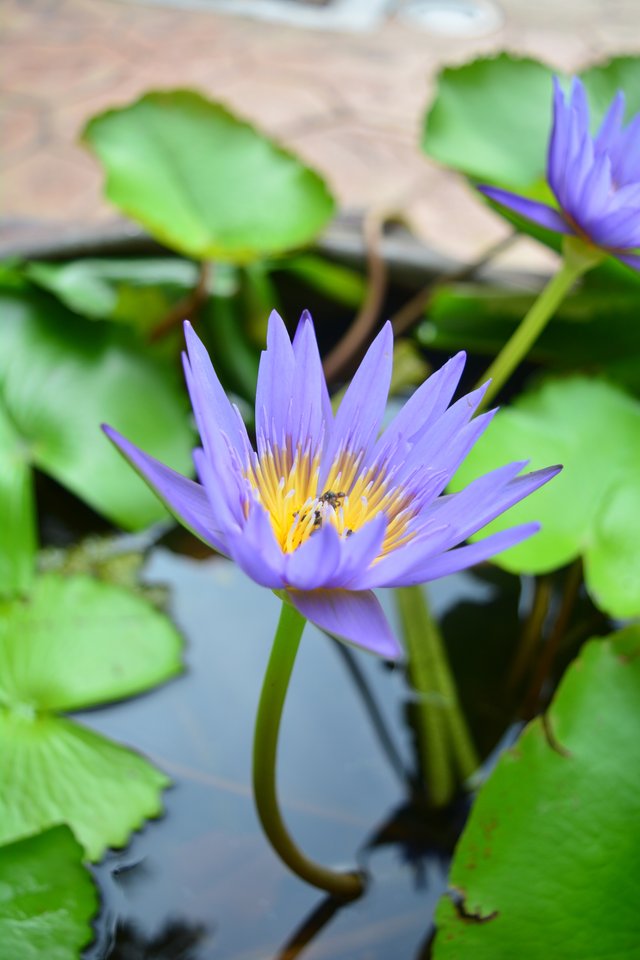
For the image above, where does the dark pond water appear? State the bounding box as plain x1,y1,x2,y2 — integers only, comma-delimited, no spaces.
70,543,524,960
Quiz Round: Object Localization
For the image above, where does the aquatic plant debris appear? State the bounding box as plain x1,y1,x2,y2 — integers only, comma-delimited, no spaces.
479,77,640,269
104,311,560,658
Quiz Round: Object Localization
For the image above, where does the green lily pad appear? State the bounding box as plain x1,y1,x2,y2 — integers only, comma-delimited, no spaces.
0,398,35,598
451,377,640,618
0,290,193,530
0,826,98,960
433,625,640,959
0,572,182,711
0,573,181,858
83,90,335,263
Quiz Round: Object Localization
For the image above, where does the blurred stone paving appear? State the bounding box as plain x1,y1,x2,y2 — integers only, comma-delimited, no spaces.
2,0,639,268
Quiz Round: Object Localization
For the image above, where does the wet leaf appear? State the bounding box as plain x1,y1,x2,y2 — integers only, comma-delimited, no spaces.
83,90,335,263
0,573,182,712
0,573,181,858
0,290,193,530
0,826,98,960
0,708,169,861
433,625,640,959
0,399,35,597
451,377,640,618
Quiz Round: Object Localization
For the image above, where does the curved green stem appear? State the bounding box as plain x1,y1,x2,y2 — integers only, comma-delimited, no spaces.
252,600,365,900
476,237,604,409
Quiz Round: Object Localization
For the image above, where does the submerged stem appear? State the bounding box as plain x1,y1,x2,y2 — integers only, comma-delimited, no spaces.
252,600,365,899
396,585,479,808
476,237,603,408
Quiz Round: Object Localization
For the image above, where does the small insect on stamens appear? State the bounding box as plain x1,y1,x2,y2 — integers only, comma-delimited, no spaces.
318,490,346,508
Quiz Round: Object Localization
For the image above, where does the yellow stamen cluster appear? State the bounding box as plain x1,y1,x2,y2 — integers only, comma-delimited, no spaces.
246,444,416,556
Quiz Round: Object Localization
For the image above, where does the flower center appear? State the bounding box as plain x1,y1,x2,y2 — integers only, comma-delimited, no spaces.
246,444,416,556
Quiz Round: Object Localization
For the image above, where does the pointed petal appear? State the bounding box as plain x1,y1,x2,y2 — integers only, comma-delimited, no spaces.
395,523,541,585
615,251,640,271
374,351,466,463
322,322,394,480
226,502,285,589
478,186,571,234
426,463,562,549
103,426,227,553
288,588,401,659
290,309,332,453
183,321,252,463
548,76,571,195
338,513,387,586
595,89,625,154
255,310,295,450
285,521,342,590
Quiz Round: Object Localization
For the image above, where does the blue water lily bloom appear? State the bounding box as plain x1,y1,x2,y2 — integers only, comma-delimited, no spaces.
479,77,640,270
104,313,559,659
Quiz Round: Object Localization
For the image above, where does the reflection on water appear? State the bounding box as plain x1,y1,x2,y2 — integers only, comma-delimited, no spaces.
78,548,520,960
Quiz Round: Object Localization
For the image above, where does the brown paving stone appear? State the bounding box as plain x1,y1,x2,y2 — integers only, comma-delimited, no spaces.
2,0,640,268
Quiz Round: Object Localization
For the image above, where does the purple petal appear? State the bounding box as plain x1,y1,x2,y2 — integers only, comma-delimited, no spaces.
394,523,541,585
193,447,245,531
374,351,466,464
183,321,252,464
615,251,640,271
285,522,342,590
288,588,401,659
254,310,295,451
477,186,571,234
337,513,387,586
595,89,625,154
548,76,571,196
396,383,493,487
103,425,227,553
321,322,394,481
569,77,590,130
425,463,562,550
290,309,332,453
225,502,285,589
355,461,560,590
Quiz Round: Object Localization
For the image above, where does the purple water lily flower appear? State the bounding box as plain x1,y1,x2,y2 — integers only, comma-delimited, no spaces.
104,312,559,659
479,77,640,270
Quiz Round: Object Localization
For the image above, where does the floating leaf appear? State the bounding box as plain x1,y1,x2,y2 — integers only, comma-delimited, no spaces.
0,290,193,530
0,398,35,597
423,54,555,188
0,573,182,711
0,573,181,858
83,90,335,263
0,826,98,960
450,377,640,618
433,625,640,959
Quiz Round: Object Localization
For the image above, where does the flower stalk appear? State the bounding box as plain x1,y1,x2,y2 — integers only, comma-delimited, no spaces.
476,236,604,408
252,599,365,899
